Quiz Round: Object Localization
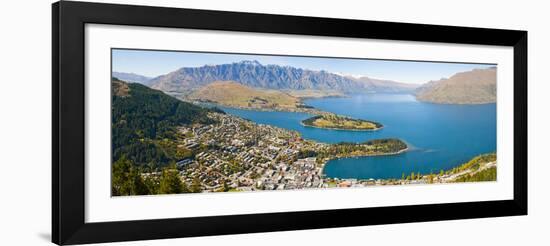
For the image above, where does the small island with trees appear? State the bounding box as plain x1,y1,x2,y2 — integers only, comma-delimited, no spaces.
301,114,383,131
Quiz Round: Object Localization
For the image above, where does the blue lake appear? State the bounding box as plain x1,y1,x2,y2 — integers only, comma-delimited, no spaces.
221,94,496,180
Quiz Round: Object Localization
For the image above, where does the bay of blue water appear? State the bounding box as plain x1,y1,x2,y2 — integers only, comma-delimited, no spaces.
221,94,496,180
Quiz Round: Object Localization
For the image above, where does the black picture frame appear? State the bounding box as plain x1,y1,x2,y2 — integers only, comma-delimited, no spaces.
52,1,527,245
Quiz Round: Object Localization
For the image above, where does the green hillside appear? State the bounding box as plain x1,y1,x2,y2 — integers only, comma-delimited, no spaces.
111,78,220,168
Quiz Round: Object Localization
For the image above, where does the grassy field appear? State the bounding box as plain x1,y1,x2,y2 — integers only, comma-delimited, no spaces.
189,81,301,110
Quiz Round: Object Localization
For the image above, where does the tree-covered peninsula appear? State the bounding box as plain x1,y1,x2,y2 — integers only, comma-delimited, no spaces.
301,114,382,131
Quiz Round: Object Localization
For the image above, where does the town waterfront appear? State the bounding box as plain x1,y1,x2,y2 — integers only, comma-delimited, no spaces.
222,94,496,180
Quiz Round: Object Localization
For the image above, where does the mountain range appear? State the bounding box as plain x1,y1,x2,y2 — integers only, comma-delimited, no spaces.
112,72,152,85
415,67,496,104
113,60,497,105
146,60,417,94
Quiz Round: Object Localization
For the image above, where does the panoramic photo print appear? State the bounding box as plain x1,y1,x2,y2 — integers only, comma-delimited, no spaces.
111,49,497,196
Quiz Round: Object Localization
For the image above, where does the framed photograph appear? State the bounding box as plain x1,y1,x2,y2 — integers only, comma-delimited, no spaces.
52,1,527,245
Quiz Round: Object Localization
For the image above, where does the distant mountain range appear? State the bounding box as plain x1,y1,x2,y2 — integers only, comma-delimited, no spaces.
353,76,419,94
114,60,497,105
415,67,496,104
146,60,417,94
112,72,152,85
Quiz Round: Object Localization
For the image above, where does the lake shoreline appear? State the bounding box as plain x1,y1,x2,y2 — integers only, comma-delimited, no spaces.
194,100,383,131
327,153,497,186
319,147,409,177
211,94,496,180
193,100,324,115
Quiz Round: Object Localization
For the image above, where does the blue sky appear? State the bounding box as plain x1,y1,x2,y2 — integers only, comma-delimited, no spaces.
112,49,495,85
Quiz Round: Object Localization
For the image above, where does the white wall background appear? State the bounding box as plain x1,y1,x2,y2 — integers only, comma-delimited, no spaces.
0,0,547,245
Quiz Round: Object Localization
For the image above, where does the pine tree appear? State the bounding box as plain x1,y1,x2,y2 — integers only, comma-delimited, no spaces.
190,176,202,193
222,179,231,192
112,156,149,196
158,163,185,194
